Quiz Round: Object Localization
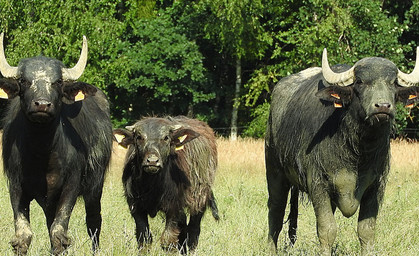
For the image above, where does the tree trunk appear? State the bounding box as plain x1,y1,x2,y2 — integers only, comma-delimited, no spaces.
230,57,241,141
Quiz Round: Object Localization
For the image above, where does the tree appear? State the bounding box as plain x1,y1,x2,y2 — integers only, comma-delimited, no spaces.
109,12,214,126
170,0,272,139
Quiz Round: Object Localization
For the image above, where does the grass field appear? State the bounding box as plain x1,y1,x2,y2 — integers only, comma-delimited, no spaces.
0,138,418,255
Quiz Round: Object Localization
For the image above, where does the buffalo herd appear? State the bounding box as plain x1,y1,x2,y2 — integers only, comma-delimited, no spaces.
0,32,417,255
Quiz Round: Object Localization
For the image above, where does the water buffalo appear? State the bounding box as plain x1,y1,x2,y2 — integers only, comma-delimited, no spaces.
266,48,419,255
0,33,113,255
114,116,219,254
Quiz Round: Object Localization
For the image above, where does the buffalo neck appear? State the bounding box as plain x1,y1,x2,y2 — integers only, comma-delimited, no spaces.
20,111,60,152
343,104,391,158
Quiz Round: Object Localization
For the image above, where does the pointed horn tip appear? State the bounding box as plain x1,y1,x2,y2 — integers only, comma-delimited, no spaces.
61,36,88,81
322,48,329,65
82,35,88,47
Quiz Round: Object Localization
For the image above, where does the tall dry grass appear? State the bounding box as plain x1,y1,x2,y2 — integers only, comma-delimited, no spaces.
0,138,418,255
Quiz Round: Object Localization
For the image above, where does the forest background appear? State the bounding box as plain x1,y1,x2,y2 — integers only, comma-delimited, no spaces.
1,0,418,138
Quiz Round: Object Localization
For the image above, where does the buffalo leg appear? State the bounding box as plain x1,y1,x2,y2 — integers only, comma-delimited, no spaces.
49,182,80,255
187,211,204,251
357,185,380,255
130,206,151,251
311,187,337,256
161,212,184,253
84,188,103,252
288,186,299,245
9,186,33,255
266,164,291,249
177,211,188,254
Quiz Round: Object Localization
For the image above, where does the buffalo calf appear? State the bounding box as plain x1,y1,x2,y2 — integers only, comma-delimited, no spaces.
114,116,219,254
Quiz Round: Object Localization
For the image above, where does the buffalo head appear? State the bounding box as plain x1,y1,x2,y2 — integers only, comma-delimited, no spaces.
0,33,97,123
114,118,200,174
316,48,419,126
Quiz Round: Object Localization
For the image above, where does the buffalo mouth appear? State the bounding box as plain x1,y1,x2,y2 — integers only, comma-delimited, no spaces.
27,111,54,123
142,165,161,174
367,112,393,125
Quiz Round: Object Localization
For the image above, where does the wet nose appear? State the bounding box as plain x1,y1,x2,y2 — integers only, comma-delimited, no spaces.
375,103,391,109
146,154,160,166
33,99,52,112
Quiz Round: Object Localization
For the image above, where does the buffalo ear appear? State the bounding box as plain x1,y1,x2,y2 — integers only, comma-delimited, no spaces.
113,128,134,148
62,81,97,103
0,78,20,99
396,86,419,108
315,86,353,108
171,128,200,151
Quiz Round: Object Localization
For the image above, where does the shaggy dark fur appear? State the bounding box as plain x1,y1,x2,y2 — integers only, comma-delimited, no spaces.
114,116,218,254
0,56,112,255
266,58,419,255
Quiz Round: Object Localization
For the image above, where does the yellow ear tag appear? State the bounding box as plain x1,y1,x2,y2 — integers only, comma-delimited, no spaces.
114,134,125,144
74,91,85,101
334,102,343,108
408,94,417,100
175,145,184,151
178,134,187,143
175,135,188,151
0,88,9,99
406,103,414,109
331,93,340,99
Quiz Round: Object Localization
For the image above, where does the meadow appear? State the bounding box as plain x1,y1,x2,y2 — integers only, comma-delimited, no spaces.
0,138,418,255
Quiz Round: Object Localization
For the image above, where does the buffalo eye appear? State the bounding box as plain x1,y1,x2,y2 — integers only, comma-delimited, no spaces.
18,78,30,88
136,134,144,142
53,79,63,86
163,135,170,142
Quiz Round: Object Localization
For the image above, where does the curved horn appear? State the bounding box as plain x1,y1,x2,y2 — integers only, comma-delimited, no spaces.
0,33,19,78
62,35,88,81
398,47,419,87
322,48,355,86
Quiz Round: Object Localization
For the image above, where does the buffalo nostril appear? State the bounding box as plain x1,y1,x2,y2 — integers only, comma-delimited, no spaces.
147,155,159,164
33,100,52,111
147,158,158,163
375,103,391,109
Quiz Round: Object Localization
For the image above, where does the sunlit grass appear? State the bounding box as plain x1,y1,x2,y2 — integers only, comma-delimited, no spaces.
0,138,418,255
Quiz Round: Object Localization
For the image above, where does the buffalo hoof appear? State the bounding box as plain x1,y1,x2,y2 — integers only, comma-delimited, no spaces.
10,233,32,256
50,225,71,255
161,236,180,253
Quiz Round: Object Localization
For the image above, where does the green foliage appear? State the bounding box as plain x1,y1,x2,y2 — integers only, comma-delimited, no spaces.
109,11,213,124
1,0,419,136
198,0,272,60
394,103,411,137
242,102,270,138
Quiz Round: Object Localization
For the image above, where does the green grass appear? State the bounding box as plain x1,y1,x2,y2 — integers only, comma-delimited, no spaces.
0,139,418,255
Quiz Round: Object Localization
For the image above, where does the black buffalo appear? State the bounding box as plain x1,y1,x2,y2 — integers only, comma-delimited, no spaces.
114,116,219,254
0,33,112,255
265,48,419,255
